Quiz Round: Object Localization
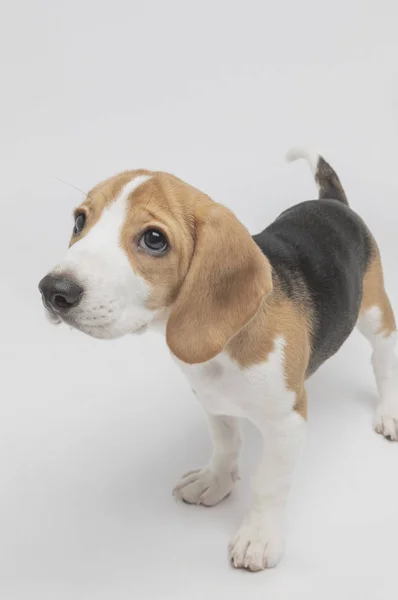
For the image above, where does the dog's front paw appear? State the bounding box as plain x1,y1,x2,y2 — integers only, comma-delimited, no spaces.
173,466,238,507
374,402,398,441
229,519,284,571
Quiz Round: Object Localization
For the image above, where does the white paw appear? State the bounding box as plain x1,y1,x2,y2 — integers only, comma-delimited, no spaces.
374,402,398,441
229,520,284,571
173,466,238,507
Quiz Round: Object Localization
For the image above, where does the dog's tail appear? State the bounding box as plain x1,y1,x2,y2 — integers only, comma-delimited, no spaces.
286,147,348,205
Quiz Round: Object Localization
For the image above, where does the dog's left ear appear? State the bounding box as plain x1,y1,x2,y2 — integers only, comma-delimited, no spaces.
166,203,273,364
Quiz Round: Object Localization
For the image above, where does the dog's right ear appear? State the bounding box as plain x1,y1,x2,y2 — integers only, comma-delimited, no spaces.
166,203,272,364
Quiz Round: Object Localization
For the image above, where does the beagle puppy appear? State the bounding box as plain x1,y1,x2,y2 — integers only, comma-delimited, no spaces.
39,149,398,572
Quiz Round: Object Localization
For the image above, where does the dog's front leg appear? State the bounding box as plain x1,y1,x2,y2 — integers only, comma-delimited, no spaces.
230,405,306,571
173,413,242,506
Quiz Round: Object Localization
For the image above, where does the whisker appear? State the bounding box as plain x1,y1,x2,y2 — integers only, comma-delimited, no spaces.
52,177,90,200
53,176,112,207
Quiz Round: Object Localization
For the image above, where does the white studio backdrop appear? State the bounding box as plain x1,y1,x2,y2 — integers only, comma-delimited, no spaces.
1,1,398,599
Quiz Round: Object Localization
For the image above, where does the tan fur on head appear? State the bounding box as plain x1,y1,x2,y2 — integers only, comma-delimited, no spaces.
120,174,199,310
64,169,273,357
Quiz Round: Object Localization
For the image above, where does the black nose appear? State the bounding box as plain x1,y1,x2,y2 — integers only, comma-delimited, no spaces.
38,274,83,312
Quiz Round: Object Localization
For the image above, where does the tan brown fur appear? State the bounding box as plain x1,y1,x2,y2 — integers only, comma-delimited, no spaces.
165,203,273,364
227,286,311,419
360,240,396,335
120,173,213,311
69,170,212,311
294,388,308,420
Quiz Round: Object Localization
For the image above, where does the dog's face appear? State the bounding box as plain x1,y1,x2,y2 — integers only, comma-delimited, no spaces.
39,170,272,363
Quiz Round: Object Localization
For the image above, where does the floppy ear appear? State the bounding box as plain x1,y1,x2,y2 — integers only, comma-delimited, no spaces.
166,204,273,364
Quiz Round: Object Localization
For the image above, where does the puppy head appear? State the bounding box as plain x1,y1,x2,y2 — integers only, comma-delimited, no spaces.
39,171,272,362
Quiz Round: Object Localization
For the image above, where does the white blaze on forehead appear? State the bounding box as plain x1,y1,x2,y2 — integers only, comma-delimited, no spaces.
61,174,152,313
51,174,156,339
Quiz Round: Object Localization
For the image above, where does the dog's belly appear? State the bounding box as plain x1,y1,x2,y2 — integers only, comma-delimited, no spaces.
175,337,296,420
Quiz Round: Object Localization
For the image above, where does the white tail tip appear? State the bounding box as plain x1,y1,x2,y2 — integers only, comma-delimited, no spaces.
285,146,319,176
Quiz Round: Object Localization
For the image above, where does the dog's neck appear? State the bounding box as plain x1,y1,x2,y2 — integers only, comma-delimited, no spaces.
145,277,305,373
147,308,170,337
145,293,279,369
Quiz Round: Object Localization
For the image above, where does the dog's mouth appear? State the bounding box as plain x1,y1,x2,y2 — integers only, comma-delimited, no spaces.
43,302,149,339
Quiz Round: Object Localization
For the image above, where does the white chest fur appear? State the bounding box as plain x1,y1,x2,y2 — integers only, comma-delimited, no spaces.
171,333,306,573
176,336,296,421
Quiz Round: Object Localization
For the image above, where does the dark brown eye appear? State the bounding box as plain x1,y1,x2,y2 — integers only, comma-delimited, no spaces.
74,213,86,235
140,229,169,255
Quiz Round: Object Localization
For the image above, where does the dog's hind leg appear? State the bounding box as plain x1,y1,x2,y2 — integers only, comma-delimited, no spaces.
357,244,398,440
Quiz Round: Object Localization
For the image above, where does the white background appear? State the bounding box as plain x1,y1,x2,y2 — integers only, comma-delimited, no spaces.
1,1,398,598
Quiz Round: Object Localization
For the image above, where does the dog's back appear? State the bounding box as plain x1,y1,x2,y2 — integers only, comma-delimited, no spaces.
253,149,373,375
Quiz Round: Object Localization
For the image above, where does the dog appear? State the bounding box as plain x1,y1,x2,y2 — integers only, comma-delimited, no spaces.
39,149,398,571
